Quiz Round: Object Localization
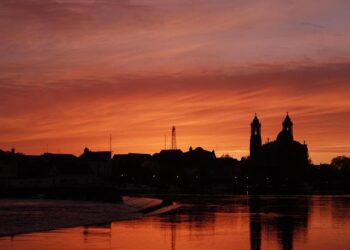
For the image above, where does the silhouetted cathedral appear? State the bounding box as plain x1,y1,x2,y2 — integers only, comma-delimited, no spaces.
249,114,309,183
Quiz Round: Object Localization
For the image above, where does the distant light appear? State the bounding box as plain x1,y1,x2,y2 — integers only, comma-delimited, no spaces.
266,177,270,181
120,174,124,177
234,176,237,179
176,175,179,179
195,176,199,179
152,174,156,178
246,176,249,179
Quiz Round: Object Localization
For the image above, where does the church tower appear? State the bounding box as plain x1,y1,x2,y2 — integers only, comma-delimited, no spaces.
283,113,293,137
250,114,262,159
277,113,294,142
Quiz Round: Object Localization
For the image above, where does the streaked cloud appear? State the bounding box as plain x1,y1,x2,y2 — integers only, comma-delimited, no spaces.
1,0,350,163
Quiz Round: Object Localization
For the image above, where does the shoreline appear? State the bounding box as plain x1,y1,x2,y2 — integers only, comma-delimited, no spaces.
0,196,179,237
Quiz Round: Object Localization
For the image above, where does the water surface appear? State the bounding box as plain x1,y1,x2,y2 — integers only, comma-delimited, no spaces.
1,195,350,250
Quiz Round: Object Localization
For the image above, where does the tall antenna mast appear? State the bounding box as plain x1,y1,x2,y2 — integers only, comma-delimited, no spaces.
171,126,177,150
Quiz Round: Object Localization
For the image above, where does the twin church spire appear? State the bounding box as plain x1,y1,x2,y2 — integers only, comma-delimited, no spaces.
250,113,294,158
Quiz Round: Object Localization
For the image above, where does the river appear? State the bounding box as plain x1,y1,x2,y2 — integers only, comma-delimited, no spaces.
1,195,350,250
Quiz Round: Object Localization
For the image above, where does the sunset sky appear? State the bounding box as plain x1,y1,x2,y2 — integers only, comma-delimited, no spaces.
1,0,350,163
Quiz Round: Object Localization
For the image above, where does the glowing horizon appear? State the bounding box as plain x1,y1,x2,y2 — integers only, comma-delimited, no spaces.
1,0,350,164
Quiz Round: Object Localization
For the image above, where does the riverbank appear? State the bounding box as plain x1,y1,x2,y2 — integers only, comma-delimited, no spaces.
0,196,179,237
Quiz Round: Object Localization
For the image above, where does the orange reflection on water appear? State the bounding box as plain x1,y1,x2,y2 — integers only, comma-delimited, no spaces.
1,196,350,250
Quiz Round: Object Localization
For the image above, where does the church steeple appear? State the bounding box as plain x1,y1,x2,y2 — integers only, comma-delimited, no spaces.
250,114,262,159
277,113,294,142
283,112,293,138
282,112,293,132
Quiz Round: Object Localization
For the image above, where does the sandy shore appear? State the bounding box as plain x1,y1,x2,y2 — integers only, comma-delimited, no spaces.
0,197,178,237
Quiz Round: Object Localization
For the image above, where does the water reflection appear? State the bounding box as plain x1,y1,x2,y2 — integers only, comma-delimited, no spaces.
156,196,310,250
249,196,309,250
1,196,350,250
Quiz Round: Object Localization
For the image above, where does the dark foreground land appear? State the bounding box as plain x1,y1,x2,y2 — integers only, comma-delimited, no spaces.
0,196,179,237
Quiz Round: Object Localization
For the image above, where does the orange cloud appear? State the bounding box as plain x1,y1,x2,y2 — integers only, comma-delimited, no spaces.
1,63,350,163
1,1,350,163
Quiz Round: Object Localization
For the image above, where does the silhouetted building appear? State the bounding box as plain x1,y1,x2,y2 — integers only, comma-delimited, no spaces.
42,153,85,176
79,148,112,177
80,148,111,162
249,114,309,184
155,149,184,161
112,153,152,183
0,149,19,179
18,153,89,178
183,147,217,185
